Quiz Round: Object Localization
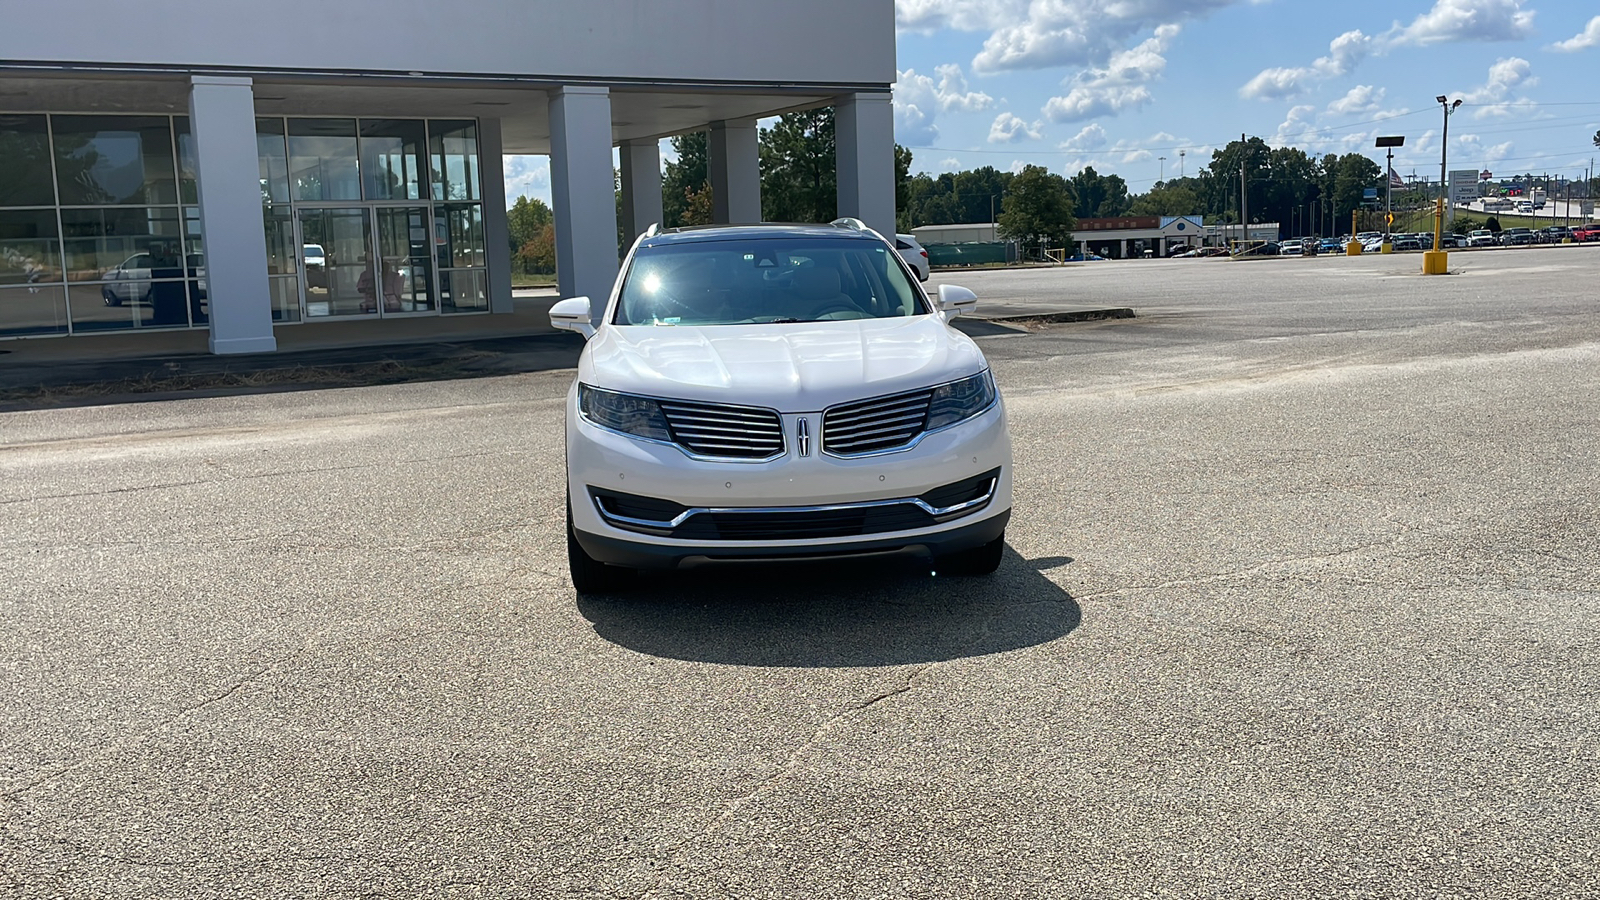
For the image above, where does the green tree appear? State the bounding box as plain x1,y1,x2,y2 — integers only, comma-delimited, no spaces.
1331,153,1382,229
761,108,837,223
1071,167,1131,218
997,165,1075,257
895,144,915,232
662,132,709,228
507,195,553,257
1127,179,1201,216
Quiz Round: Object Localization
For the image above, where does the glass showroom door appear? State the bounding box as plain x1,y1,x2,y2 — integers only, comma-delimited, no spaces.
372,206,436,315
296,207,373,318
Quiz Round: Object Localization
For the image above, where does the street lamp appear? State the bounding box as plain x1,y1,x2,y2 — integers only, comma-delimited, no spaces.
1158,156,1166,184
1434,95,1462,253
1376,136,1405,249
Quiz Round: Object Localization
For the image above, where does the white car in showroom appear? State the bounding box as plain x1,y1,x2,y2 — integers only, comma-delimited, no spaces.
549,220,1012,594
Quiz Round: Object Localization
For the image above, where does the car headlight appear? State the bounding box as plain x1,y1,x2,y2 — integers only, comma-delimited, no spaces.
578,384,672,441
926,370,997,431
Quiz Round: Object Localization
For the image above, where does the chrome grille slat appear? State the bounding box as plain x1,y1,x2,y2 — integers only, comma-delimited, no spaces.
658,400,783,459
822,389,934,456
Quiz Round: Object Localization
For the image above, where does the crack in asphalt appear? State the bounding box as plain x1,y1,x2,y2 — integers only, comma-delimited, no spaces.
634,665,933,899
1071,529,1443,603
0,663,275,803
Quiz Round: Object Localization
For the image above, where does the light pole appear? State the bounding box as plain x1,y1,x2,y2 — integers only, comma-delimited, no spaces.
1158,156,1166,185
1425,96,1461,273
1376,136,1405,250
1179,150,1186,179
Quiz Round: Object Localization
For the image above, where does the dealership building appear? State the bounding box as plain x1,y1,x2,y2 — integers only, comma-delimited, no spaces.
0,1,896,354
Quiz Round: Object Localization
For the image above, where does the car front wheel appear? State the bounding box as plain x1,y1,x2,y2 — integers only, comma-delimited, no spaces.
102,286,122,307
567,497,633,595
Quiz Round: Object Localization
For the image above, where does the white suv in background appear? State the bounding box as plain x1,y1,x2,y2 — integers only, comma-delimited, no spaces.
894,233,931,282
549,220,1012,594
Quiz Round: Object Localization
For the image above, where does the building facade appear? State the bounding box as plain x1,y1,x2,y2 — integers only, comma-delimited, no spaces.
1,0,896,353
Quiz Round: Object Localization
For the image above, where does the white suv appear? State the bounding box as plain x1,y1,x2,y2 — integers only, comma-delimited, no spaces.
549,220,1013,594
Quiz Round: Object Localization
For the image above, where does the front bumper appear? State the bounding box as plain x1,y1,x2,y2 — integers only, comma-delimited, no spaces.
566,383,1012,569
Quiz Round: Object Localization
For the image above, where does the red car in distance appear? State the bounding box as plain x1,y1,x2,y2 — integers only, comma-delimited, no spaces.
1573,222,1600,243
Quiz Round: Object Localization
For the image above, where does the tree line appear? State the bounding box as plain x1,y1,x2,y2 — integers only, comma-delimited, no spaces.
507,114,1410,272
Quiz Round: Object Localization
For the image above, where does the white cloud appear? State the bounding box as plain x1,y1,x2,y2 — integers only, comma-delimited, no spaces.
1457,57,1538,118
939,157,963,172
1060,123,1109,151
1551,16,1600,52
1327,85,1385,115
989,112,1044,143
933,64,995,112
893,69,941,145
504,155,551,204
1240,30,1371,99
1270,105,1318,145
1455,134,1514,166
1008,159,1031,175
894,63,1000,145
1384,0,1535,48
1041,24,1178,123
895,0,1240,73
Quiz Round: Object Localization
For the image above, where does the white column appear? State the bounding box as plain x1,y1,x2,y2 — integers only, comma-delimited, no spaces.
620,138,663,243
835,93,896,238
709,118,761,224
548,86,618,318
188,76,275,354
477,117,514,315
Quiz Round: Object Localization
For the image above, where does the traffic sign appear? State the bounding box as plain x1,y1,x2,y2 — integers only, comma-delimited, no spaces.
1386,213,1394,225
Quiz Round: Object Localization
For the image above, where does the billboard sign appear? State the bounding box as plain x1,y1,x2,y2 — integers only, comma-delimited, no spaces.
1449,170,1479,206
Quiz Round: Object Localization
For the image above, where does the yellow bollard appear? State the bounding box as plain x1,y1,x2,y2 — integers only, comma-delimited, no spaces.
1346,241,1362,256
1422,251,1448,275
1380,241,1394,254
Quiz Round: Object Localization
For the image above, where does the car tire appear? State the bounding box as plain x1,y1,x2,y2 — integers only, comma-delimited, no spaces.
940,533,1005,576
567,497,632,595
102,286,122,307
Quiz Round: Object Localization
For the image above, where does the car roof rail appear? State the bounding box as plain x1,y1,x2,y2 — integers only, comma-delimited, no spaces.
643,223,661,238
830,217,868,231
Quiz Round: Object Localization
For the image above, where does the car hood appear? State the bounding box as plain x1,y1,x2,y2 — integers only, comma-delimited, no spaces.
580,316,987,412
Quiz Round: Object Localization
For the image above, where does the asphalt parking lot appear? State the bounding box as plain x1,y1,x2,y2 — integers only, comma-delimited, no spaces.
3,247,1598,897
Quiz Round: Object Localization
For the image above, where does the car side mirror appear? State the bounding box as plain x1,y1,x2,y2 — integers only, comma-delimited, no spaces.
549,296,596,339
936,284,978,321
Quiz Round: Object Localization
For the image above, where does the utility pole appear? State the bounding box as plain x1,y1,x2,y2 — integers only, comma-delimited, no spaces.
1377,136,1404,248
1159,156,1166,184
1179,149,1186,179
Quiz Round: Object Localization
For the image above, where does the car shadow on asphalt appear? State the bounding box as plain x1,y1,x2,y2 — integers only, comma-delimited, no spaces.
574,548,1080,668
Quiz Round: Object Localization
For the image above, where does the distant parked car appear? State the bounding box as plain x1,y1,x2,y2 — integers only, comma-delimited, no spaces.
1537,226,1573,244
1571,222,1600,243
1467,230,1498,247
894,234,930,282
1318,238,1344,253
1233,241,1280,258
1499,227,1535,246
1278,239,1303,256
1391,234,1421,251
303,243,327,288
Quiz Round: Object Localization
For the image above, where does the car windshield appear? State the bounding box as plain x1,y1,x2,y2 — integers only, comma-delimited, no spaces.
613,237,927,326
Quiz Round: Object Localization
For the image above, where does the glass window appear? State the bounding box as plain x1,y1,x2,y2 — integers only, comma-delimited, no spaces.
269,275,301,323
440,269,487,313
0,209,61,287
52,115,179,206
262,212,297,276
434,203,484,269
429,120,480,201
288,118,360,202
60,207,185,282
0,115,57,208
360,119,426,201
613,238,928,326
174,117,198,205
0,285,69,336
257,118,290,207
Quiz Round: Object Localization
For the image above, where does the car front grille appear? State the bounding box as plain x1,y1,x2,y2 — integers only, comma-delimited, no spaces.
821,389,934,456
589,469,1000,542
657,399,784,459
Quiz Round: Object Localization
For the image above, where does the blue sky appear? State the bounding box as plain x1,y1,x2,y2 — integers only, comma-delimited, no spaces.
504,0,1600,205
